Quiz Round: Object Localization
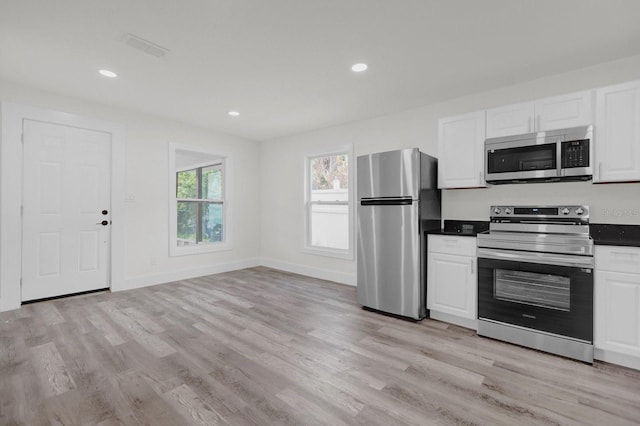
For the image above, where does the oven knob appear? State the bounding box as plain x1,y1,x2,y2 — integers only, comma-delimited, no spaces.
505,208,512,214
561,208,570,215
575,207,584,215
494,207,502,215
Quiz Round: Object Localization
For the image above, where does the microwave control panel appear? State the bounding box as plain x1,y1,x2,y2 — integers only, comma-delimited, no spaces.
561,139,589,168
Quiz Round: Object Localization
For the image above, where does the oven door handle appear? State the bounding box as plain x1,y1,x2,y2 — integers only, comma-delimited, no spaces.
477,248,594,269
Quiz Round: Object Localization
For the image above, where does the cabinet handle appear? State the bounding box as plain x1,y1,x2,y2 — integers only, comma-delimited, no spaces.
479,171,483,184
598,161,602,181
470,259,474,274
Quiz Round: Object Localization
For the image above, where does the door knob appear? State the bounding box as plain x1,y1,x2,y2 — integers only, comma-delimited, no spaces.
102,210,108,215
97,220,109,226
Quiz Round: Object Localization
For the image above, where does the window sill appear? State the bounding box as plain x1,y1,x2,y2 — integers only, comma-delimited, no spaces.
301,246,353,260
170,242,232,257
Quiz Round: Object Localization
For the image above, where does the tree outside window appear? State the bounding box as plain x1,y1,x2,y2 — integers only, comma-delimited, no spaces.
311,155,348,191
306,152,351,255
176,163,224,246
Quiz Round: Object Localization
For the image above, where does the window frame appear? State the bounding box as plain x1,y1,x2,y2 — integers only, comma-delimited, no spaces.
169,143,232,256
302,144,354,260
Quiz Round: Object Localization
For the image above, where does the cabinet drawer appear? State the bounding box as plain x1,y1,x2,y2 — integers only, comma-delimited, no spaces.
428,235,477,257
596,246,640,274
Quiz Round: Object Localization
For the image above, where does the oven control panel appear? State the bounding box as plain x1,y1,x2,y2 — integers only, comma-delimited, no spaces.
489,205,589,221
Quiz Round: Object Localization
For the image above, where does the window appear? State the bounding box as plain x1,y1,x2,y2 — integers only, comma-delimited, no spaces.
304,147,353,259
177,164,224,245
169,144,230,256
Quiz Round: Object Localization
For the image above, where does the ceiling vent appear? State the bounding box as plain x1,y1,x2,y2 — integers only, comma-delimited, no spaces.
122,33,169,58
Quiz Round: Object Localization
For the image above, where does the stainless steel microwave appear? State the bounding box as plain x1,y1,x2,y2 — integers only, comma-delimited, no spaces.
485,125,593,184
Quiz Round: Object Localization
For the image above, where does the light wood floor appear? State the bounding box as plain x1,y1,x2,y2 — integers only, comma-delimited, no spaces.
1,267,639,425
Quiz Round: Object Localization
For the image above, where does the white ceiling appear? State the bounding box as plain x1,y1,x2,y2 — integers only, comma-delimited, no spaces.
2,0,640,141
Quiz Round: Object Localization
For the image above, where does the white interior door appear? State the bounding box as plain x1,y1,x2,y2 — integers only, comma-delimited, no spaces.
21,119,112,301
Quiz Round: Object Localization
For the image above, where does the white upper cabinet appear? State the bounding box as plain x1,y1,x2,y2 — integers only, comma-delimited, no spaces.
594,80,640,183
485,102,534,138
486,90,593,139
438,111,486,188
535,90,593,131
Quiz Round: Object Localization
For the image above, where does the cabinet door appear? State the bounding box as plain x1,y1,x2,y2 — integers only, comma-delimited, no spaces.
535,90,593,131
486,102,534,138
595,270,640,358
594,80,640,183
437,111,486,189
427,252,477,320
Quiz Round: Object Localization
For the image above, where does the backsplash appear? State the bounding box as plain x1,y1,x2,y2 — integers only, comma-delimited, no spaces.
442,180,640,224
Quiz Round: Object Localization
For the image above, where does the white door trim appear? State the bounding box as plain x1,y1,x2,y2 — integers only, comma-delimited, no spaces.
1,102,126,311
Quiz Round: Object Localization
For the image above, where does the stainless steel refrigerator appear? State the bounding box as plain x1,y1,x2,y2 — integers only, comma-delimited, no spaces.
357,148,441,320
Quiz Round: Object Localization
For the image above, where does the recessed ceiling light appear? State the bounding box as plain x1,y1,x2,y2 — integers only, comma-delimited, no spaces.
98,69,118,78
351,63,368,72
228,111,240,117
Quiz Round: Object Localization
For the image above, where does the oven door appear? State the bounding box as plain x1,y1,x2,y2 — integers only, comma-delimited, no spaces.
477,248,593,342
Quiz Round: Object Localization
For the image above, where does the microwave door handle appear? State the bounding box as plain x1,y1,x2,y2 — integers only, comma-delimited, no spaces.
557,141,563,177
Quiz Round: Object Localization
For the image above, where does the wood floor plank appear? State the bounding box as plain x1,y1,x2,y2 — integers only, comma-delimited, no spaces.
88,312,127,346
97,301,176,358
275,387,353,426
164,383,230,426
2,266,640,425
30,341,76,397
32,303,66,327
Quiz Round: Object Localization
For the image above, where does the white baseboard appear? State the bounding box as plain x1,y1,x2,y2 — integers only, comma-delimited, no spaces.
121,258,261,291
595,348,640,371
259,257,356,286
120,257,355,293
429,310,478,331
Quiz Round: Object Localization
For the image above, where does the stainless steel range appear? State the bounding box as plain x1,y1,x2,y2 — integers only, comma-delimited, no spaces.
477,205,594,363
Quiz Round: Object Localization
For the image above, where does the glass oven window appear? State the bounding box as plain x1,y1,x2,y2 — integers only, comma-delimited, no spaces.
494,269,570,311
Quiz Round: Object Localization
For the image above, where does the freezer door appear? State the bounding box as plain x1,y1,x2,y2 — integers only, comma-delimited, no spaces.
357,149,420,199
357,200,423,319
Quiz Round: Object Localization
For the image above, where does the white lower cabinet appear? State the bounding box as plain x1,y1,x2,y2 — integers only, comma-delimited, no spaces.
427,235,477,329
594,245,640,370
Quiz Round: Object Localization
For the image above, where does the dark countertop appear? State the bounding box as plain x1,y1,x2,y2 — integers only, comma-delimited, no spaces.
590,224,640,247
427,221,640,246
426,220,489,237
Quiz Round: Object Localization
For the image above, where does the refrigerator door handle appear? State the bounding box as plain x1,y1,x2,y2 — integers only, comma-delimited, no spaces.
360,198,414,206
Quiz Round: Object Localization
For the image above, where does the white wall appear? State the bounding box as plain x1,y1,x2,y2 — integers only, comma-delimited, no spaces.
260,54,640,285
2,53,639,306
0,79,261,309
